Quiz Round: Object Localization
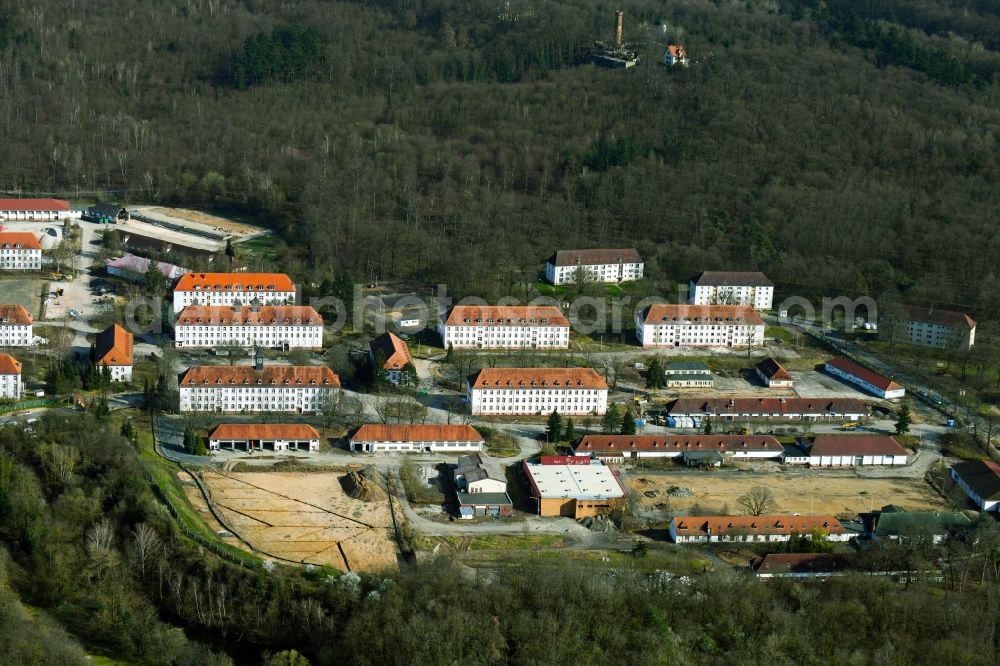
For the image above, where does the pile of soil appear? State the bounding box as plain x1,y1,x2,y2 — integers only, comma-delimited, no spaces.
342,466,387,502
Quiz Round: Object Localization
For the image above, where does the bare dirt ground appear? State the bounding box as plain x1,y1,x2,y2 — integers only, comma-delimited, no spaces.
201,470,399,572
629,471,947,517
179,471,250,552
146,206,268,236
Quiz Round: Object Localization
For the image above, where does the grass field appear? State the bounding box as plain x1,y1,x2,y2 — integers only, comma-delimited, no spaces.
1,278,45,318
629,471,947,518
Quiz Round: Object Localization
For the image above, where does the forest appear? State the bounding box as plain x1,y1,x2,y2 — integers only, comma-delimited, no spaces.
0,0,997,322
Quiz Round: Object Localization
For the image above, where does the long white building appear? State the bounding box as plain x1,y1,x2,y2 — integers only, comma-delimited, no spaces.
689,271,774,309
635,304,764,348
174,305,323,349
208,423,321,452
467,367,608,416
670,515,849,544
824,357,905,399
178,364,340,413
573,434,784,462
0,232,42,271
349,424,485,453
172,272,297,311
0,304,33,347
0,353,22,399
440,305,569,350
545,248,643,285
0,198,79,222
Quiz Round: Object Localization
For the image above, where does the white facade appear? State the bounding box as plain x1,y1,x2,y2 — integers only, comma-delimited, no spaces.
172,273,297,311
179,384,337,413
0,322,32,347
0,370,21,399
636,306,765,348
175,315,323,349
440,306,569,350
349,425,484,453
468,384,608,416
0,234,42,271
809,453,907,466
825,360,905,399
546,260,644,285
209,435,319,452
0,205,79,222
904,318,976,351
689,283,773,309
949,465,1000,512
103,364,132,382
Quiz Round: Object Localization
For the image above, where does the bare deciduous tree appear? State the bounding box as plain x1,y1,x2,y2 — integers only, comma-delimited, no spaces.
131,522,161,580
739,486,777,516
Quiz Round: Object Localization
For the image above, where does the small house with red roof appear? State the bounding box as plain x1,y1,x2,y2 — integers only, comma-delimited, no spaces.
94,323,134,382
755,357,794,388
369,332,414,385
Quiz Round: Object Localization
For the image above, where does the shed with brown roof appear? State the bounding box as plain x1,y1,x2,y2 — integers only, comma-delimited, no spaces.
670,514,849,543
572,434,783,460
350,424,484,453
808,435,909,466
755,357,793,388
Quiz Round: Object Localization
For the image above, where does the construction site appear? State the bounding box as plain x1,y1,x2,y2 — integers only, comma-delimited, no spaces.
192,467,401,572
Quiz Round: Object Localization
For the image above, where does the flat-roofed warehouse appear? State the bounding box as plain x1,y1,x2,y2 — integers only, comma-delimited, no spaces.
522,457,625,518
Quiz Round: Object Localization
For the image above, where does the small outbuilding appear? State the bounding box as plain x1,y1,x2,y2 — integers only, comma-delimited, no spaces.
950,460,1000,511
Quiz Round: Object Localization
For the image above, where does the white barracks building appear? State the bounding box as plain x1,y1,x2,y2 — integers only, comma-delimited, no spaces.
0,304,33,347
440,305,569,349
545,248,643,285
0,198,79,222
172,273,297,311
689,271,774,310
468,367,608,416
636,304,765,348
0,353,21,399
178,364,340,413
174,305,324,349
0,232,42,271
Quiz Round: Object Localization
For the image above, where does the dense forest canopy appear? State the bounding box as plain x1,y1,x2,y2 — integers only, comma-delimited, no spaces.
1,0,998,317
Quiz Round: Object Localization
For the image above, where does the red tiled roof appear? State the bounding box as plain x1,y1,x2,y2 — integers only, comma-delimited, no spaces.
175,305,322,326
751,553,850,574
179,365,340,387
672,514,845,538
95,323,133,367
369,332,412,370
667,397,869,416
0,232,42,250
470,367,608,390
209,423,320,441
667,45,687,57
810,435,908,457
902,305,976,330
641,304,765,326
825,357,902,392
0,353,21,375
445,305,568,327
574,434,782,455
351,424,483,443
549,248,642,267
692,271,772,287
0,304,32,325
0,198,70,212
755,357,792,382
174,272,295,293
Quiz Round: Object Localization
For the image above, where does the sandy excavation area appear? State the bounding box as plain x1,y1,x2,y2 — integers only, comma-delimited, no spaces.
630,471,947,518
201,471,399,571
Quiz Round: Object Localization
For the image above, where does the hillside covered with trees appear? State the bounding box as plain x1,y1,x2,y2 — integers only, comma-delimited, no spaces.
1,0,998,320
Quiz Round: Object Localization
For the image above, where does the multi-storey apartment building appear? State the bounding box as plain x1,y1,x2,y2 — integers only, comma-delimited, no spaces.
467,367,608,415
545,248,643,285
902,305,976,351
174,305,323,349
0,198,79,222
0,353,22,399
635,304,765,348
0,232,42,270
440,305,569,349
94,323,134,382
689,271,774,309
0,304,33,347
172,273,297,311
178,364,340,413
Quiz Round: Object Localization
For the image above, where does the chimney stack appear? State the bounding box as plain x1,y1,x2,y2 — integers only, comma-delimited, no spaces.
614,10,624,48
